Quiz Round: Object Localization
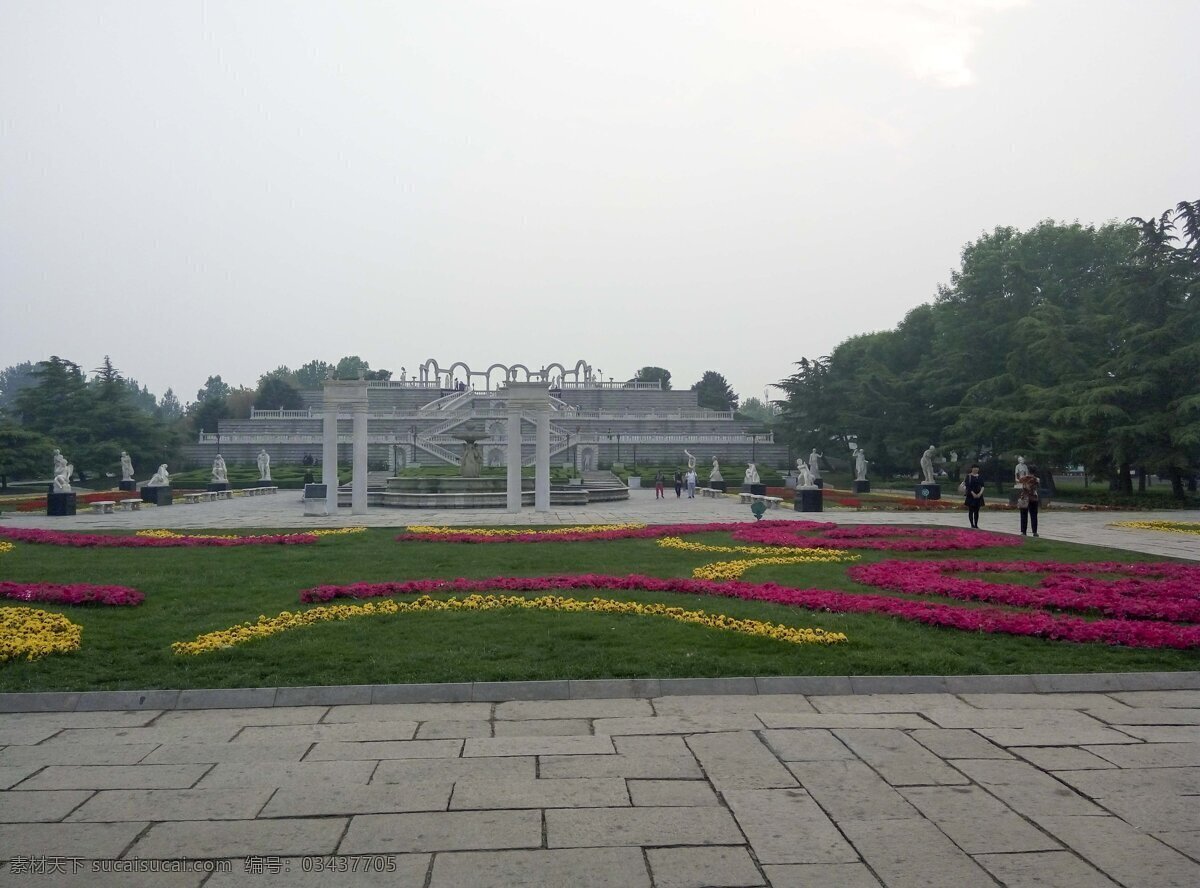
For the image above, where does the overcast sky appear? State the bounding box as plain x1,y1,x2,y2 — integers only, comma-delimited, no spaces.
2,1,1196,405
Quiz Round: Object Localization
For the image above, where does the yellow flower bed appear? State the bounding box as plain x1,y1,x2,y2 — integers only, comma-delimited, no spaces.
693,556,856,581
135,527,366,540
404,524,646,536
172,593,847,655
1111,520,1200,536
658,536,857,558
309,527,367,536
0,541,13,555
0,607,82,662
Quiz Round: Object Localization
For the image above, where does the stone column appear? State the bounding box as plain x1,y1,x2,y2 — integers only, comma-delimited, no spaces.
506,411,523,512
352,402,368,515
535,410,550,512
321,404,338,516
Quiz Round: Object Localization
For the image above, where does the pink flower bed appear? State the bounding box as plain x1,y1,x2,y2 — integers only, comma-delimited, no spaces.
731,522,1020,551
1,581,144,606
850,560,1200,622
298,572,1200,649
0,528,318,548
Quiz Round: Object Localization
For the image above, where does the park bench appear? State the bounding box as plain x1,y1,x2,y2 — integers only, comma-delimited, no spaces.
90,500,116,513
183,493,202,504
699,488,725,499
738,493,784,509
116,499,141,512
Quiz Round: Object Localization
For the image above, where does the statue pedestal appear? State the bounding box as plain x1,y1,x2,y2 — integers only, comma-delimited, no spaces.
303,484,328,516
709,480,727,492
119,480,137,492
207,482,232,492
813,479,824,489
915,483,941,501
47,492,77,516
742,483,766,496
795,488,823,512
142,486,173,506
246,480,273,488
852,480,871,494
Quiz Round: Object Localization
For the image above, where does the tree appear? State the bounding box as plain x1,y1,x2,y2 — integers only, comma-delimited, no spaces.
196,375,231,403
254,376,304,411
157,388,183,420
0,421,55,489
633,366,672,390
335,356,371,379
294,360,335,389
692,371,738,412
0,361,37,414
737,397,779,424
14,357,89,435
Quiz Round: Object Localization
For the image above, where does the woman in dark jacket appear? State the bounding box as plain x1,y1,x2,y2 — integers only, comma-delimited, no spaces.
673,469,683,498
964,464,985,528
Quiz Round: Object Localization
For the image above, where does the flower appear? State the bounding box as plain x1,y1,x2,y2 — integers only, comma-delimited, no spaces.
731,522,1021,552
1,581,144,607
0,528,318,548
1111,521,1200,536
0,541,13,556
0,607,82,661
172,593,847,655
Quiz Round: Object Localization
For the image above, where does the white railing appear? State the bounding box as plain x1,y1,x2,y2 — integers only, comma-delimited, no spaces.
198,433,402,444
560,380,662,390
250,408,315,419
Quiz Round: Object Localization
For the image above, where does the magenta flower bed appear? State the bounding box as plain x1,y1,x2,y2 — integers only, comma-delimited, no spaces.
850,560,1200,622
1,581,144,607
0,528,318,548
298,572,1200,649
731,522,1020,551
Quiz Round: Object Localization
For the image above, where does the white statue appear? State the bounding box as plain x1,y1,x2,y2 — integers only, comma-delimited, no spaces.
148,464,171,486
1014,456,1030,485
920,446,937,484
854,447,869,481
256,449,272,481
709,456,723,483
808,449,823,480
797,463,816,487
120,451,135,482
52,463,73,492
743,462,760,484
53,449,67,475
684,449,697,470
400,367,407,382
211,454,228,484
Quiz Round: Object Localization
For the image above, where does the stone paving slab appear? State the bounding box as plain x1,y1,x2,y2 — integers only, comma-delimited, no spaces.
722,788,859,864
260,781,452,817
758,728,856,761
0,742,159,767
416,719,493,738
546,805,742,848
340,810,542,854
0,789,93,823
372,756,536,783
1033,815,1200,887
685,731,798,790
785,760,919,821
130,817,347,858
430,848,650,888
762,863,882,888
1011,746,1117,770
67,787,273,822
234,720,420,743
539,753,702,779
839,818,994,888
907,727,1013,759
1082,740,1200,768
898,785,1061,853
974,850,1120,888
494,698,652,720
450,776,629,809
305,739,464,760
18,764,210,790
194,760,375,789
647,845,764,888
0,821,148,859
832,728,968,785
951,758,1106,817
493,718,590,737
463,734,614,757
140,741,313,764
627,778,720,806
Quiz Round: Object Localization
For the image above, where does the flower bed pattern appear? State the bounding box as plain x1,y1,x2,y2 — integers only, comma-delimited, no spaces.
298,573,1200,648
1111,520,1200,536
0,528,318,548
850,560,1200,623
136,528,363,541
172,593,847,655
731,522,1020,551
0,607,82,662
1,581,144,607
654,536,861,580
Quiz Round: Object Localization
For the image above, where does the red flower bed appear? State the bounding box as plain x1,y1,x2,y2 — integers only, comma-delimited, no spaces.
850,560,1200,622
0,528,318,548
14,491,143,513
730,522,1020,551
297,572,1200,649
1,581,144,606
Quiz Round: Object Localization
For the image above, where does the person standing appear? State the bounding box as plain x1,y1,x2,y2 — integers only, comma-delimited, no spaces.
686,468,697,498
964,464,985,528
674,469,683,498
654,470,665,499
1018,469,1040,537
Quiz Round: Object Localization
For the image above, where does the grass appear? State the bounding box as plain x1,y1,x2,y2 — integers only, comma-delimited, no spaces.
0,527,1195,692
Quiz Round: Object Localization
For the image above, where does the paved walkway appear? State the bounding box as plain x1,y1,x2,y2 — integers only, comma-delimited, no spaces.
1,690,1198,886
3,488,1198,560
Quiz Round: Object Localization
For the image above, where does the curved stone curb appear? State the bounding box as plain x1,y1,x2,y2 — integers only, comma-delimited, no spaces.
1,671,1197,713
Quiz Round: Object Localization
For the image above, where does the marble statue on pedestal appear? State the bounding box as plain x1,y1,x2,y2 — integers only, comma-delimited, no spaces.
211,455,228,484
257,449,272,481
148,464,171,486
709,457,723,483
743,463,760,485
684,449,697,471
1014,456,1030,485
53,449,67,476
53,463,73,492
460,440,483,478
120,451,135,482
920,446,937,484
808,449,823,480
797,463,816,488
854,447,869,481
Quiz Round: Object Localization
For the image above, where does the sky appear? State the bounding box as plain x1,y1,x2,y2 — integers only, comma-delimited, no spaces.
2,0,1197,406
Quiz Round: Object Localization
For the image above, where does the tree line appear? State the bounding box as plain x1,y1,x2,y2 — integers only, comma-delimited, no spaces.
776,200,1199,497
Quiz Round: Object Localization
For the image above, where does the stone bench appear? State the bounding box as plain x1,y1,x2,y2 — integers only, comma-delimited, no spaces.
90,500,116,514
183,494,202,505
738,493,784,509
216,489,234,500
116,499,141,512
699,487,725,499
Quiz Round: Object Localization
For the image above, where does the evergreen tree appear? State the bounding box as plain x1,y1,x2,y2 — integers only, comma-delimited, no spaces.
692,371,738,412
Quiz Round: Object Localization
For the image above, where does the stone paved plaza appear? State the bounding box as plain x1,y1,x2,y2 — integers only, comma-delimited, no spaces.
2,494,1198,885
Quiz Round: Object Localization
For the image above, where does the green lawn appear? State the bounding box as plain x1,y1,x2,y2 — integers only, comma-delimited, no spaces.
0,527,1195,692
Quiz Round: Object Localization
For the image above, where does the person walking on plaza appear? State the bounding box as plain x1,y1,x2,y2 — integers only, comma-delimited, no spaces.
654,469,665,499
963,464,985,528
1018,468,1040,537
674,469,683,498
686,468,697,498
